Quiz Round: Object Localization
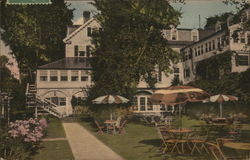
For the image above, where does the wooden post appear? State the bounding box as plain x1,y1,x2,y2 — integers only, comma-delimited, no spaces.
35,106,38,119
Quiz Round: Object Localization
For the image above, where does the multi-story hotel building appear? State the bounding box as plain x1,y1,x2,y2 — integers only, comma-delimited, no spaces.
30,9,250,117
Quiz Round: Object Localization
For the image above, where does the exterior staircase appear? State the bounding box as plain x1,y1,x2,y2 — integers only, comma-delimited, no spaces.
25,83,63,118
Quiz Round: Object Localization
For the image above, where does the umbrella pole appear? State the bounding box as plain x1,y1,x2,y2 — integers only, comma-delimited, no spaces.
179,104,182,129
220,103,222,118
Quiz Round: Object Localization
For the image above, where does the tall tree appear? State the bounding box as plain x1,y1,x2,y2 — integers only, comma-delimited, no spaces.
88,0,181,99
0,0,73,82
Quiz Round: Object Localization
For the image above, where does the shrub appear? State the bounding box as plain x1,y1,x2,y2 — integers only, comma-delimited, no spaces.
0,118,47,160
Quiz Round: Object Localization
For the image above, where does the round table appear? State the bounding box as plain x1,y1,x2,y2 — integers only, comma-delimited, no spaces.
168,129,192,133
224,142,250,159
104,120,117,134
168,129,192,139
167,129,192,153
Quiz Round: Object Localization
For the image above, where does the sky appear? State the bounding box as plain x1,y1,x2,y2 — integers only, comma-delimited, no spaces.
67,0,237,29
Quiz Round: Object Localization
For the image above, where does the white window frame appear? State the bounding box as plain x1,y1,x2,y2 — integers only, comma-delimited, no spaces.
171,28,178,41
40,70,48,81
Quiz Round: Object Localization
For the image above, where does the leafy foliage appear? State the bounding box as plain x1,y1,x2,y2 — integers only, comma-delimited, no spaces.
196,51,232,80
88,0,181,100
190,68,250,104
0,56,26,111
0,0,73,81
205,12,233,28
0,118,47,160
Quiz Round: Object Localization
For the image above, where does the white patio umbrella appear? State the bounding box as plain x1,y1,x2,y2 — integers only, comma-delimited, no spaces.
208,94,238,118
92,95,129,120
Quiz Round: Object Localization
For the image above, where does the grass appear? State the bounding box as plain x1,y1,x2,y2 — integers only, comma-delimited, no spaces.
45,117,66,138
79,117,208,160
33,141,74,160
32,117,74,160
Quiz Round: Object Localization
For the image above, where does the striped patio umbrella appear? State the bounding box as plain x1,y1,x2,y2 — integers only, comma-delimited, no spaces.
150,86,210,129
208,94,238,117
92,95,129,104
92,95,129,120
150,86,210,105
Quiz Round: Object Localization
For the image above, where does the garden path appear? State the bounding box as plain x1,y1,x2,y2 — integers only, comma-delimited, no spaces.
63,123,124,160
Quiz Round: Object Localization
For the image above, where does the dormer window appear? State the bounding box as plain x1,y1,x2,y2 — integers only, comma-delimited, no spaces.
171,28,178,40
215,22,221,32
191,29,199,41
227,15,233,26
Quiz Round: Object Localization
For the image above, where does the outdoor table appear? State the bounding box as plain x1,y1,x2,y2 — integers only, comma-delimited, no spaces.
168,129,192,134
212,118,227,124
168,129,192,153
168,129,192,138
224,142,250,159
104,120,117,134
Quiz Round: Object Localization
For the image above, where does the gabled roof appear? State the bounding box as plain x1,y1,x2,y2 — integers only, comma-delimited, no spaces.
63,18,96,43
67,25,81,35
38,57,92,70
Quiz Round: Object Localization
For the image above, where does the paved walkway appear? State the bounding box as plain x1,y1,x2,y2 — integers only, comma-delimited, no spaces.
63,123,124,160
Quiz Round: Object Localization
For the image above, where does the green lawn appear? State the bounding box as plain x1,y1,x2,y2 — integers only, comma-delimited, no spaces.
32,117,74,160
45,117,66,138
79,118,208,160
33,141,74,160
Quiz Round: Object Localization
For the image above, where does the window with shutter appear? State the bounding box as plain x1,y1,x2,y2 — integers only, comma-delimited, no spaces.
86,45,91,57
87,27,92,37
74,45,78,57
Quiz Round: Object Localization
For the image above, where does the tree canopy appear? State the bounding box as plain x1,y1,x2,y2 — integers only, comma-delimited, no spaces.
0,56,26,111
0,0,73,82
88,0,181,100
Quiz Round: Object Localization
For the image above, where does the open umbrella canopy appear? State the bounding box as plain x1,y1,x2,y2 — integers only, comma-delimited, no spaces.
209,94,238,103
92,95,129,104
206,94,238,117
150,86,210,105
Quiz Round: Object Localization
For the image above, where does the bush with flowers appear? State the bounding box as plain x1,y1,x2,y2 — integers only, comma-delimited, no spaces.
0,118,47,160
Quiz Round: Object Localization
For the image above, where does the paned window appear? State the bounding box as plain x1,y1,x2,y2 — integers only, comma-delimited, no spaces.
71,70,79,81
40,70,48,81
50,70,58,81
237,55,249,66
139,97,146,111
60,70,68,81
81,71,89,81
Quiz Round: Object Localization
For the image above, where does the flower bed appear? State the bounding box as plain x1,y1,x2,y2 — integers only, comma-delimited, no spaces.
0,118,48,160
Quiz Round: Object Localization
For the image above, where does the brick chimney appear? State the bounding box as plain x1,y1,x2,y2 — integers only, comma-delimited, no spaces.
83,11,90,24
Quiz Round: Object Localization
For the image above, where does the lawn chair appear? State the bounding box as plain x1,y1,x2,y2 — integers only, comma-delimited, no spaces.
117,120,127,134
206,142,243,160
207,142,226,160
94,120,105,135
157,128,187,154
189,131,209,155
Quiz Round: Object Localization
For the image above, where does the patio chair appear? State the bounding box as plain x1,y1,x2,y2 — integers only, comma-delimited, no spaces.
206,142,244,160
189,130,209,155
164,116,173,126
117,120,127,134
157,128,188,154
94,120,105,135
207,142,226,160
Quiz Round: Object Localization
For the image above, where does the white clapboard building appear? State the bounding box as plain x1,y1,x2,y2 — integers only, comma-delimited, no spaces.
27,9,250,117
